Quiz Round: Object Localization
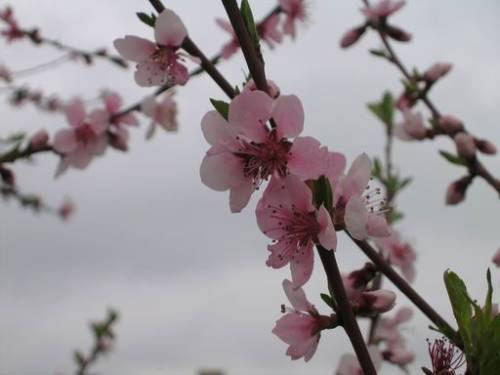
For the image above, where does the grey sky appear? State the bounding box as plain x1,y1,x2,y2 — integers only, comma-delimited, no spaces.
1,0,499,374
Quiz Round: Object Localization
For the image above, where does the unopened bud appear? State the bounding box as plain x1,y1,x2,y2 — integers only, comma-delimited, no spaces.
439,115,463,134
492,248,500,267
29,129,49,151
474,138,497,155
0,166,15,186
454,132,476,159
445,175,472,205
385,25,412,42
423,62,452,83
340,25,366,48
365,290,396,313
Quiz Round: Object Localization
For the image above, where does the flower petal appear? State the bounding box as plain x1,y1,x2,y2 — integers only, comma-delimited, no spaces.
201,110,235,146
273,94,304,139
200,151,245,191
134,60,168,87
290,242,314,289
343,153,372,199
113,35,156,63
344,195,369,240
154,9,188,47
287,136,324,180
317,205,337,250
229,180,254,213
282,279,314,312
64,100,86,127
366,214,390,237
53,129,78,153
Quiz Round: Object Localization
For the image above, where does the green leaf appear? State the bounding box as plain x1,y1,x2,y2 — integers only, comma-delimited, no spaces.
398,176,413,190
313,176,333,211
367,92,394,128
136,12,156,28
439,150,467,166
388,210,404,223
240,0,260,51
320,293,336,310
369,49,388,59
372,157,382,179
209,98,230,120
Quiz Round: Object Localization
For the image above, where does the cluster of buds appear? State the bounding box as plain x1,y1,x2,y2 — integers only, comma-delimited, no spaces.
217,0,307,59
0,6,27,42
6,86,63,112
340,0,411,49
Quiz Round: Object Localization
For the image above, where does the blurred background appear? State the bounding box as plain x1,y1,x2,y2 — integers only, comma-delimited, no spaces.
1,0,499,374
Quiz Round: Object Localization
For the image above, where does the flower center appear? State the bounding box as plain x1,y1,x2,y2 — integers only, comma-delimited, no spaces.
234,132,292,186
75,123,97,144
427,338,465,374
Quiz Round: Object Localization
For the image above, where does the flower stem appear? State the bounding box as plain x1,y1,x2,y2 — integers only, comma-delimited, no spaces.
317,245,377,375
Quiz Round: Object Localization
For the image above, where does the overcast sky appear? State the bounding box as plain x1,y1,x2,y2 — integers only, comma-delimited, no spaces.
1,0,499,374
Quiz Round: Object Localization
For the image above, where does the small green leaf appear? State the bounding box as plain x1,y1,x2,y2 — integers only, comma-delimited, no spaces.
209,98,230,120
136,12,156,27
313,176,333,211
367,91,394,128
240,0,260,51
398,176,413,190
439,150,467,166
320,293,336,310
369,49,388,59
388,210,404,223
372,157,382,179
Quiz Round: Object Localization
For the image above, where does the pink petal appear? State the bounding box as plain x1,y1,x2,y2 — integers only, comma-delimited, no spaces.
273,313,315,343
89,109,110,135
344,195,369,240
87,135,108,157
154,9,188,47
317,205,337,250
228,90,273,143
273,95,304,139
215,18,234,34
200,151,245,191
282,279,314,312
343,153,372,199
287,136,324,180
169,61,189,86
201,110,233,145
394,307,413,324
229,180,254,213
134,60,168,87
322,150,346,183
64,100,86,127
103,92,122,113
290,242,314,289
67,146,94,169
119,113,139,126
113,35,156,63
266,241,293,268
140,96,156,117
365,289,396,312
366,214,390,237
53,129,78,153
287,335,319,361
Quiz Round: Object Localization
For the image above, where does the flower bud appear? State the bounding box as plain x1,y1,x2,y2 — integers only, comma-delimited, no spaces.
0,165,15,186
474,138,497,155
423,62,452,83
58,199,74,221
439,115,463,134
29,129,49,151
339,25,366,48
445,176,472,205
454,132,476,159
492,248,500,267
365,290,396,313
385,25,412,42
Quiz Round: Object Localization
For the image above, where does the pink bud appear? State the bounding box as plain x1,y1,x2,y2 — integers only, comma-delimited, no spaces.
58,199,74,221
0,165,15,186
385,25,412,42
339,26,366,48
423,62,452,83
474,138,497,155
445,176,471,205
454,132,476,159
492,248,500,267
0,64,12,83
439,115,463,133
29,129,49,151
365,290,396,313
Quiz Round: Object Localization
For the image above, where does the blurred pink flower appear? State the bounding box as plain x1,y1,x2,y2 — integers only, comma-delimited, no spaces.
29,129,49,151
141,91,178,140
216,18,240,59
374,229,416,282
334,154,390,240
336,346,382,374
454,132,476,159
256,175,337,288
423,62,452,83
361,0,405,22
279,0,307,39
114,9,193,86
343,273,396,314
243,78,280,98
394,110,427,141
272,279,322,361
374,306,413,343
58,198,75,221
439,115,463,134
258,14,283,49
0,6,24,42
492,248,500,267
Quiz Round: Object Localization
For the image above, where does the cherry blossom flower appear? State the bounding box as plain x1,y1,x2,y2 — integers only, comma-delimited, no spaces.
243,79,280,98
279,0,307,39
423,62,452,83
394,110,427,141
361,0,405,22
256,175,337,288
383,341,415,367
28,129,49,151
53,99,108,176
272,279,329,361
374,307,413,343
336,346,382,374
114,9,193,87
141,91,178,140
424,338,465,375
454,132,476,159
333,154,390,240
200,89,328,213
343,272,396,314
374,230,416,282
492,248,500,267
258,14,283,49
98,91,138,151
216,18,239,59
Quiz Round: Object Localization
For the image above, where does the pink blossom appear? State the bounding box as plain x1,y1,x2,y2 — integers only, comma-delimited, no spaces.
425,338,465,374
29,129,49,151
114,9,192,87
272,279,322,361
200,90,326,213
333,154,390,240
141,91,178,140
0,6,24,42
339,26,367,49
439,115,463,134
279,0,307,39
423,62,452,83
53,99,108,176
58,199,75,221
394,110,427,141
395,91,416,111
383,341,415,366
492,248,500,267
243,79,281,98
361,0,405,22
343,273,396,314
454,132,476,159
258,14,283,49
374,229,416,282
256,175,337,288
0,64,12,83
336,346,382,374
374,307,413,343
216,18,239,59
